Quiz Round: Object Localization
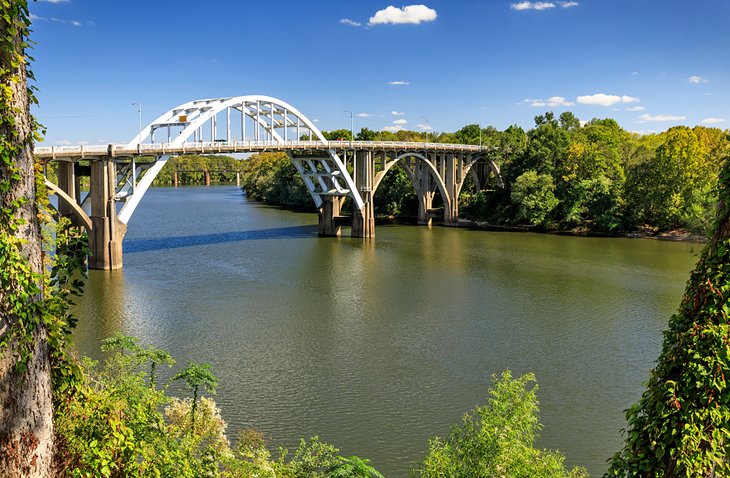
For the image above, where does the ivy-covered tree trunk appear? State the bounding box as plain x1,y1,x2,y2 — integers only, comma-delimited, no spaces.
607,158,730,476
0,2,53,477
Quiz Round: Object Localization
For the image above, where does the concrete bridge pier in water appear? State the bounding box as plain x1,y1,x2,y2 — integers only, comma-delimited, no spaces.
38,94,502,270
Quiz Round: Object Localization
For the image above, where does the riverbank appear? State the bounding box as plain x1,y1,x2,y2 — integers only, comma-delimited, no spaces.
454,219,708,243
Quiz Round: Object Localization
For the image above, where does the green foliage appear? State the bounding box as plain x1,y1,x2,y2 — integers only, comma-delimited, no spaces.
413,371,587,478
511,170,559,225
55,340,383,478
154,155,244,185
173,362,219,434
606,156,730,477
373,164,417,216
240,152,314,209
327,456,384,478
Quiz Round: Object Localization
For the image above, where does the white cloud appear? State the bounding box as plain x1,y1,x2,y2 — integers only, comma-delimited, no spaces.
369,5,437,25
637,113,686,122
417,123,433,131
384,125,404,132
688,75,708,84
527,96,574,107
560,1,579,7
312,119,319,123
55,139,72,145
29,13,45,21
576,93,640,106
511,2,555,10
49,16,83,26
702,117,726,124
340,18,361,27
356,113,371,118
391,111,405,116
626,106,646,112
393,119,408,125
388,81,410,85
39,0,70,3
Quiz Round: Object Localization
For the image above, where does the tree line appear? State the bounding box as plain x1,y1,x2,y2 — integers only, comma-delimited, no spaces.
242,114,729,236
153,155,245,185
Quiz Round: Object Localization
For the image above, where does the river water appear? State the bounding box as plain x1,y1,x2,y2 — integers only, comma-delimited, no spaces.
71,185,699,476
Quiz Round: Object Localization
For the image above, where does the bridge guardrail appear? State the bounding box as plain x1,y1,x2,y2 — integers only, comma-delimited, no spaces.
35,140,488,159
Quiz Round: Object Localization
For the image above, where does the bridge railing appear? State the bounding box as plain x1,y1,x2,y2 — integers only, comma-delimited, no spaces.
35,140,487,160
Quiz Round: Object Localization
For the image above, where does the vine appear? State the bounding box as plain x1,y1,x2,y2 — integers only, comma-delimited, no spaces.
0,0,86,387
606,153,730,477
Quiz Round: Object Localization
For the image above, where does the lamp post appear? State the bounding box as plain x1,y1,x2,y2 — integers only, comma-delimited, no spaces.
344,110,353,147
479,123,482,150
131,102,142,193
132,102,142,144
420,116,430,146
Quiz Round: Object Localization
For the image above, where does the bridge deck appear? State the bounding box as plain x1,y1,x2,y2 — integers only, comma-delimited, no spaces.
35,140,487,161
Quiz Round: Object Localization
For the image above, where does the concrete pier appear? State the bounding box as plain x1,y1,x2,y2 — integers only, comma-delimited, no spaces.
87,159,125,270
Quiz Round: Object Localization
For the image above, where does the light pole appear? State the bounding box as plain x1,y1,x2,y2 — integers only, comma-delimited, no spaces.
344,110,353,147
132,102,142,143
479,123,482,150
420,116,430,146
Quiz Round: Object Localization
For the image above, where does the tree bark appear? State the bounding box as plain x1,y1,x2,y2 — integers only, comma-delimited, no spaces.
0,3,54,476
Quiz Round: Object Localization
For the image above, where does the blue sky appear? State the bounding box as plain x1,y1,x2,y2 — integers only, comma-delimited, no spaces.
29,0,729,145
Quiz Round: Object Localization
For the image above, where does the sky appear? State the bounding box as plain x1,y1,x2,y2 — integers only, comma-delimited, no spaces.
28,0,730,146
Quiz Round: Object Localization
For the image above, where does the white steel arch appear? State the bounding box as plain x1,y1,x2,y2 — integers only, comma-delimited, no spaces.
118,95,362,225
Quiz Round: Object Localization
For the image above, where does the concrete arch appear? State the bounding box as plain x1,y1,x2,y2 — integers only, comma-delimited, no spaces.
118,95,362,225
44,178,92,230
461,156,503,194
372,152,452,210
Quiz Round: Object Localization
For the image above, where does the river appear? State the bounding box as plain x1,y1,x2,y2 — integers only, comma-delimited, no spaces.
71,185,699,476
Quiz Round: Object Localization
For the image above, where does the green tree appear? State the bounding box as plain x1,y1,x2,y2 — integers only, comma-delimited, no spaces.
606,155,730,477
414,371,587,478
327,455,384,478
510,170,559,225
173,362,219,434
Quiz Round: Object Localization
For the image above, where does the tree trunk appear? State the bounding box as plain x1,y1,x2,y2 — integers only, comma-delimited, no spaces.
0,3,54,477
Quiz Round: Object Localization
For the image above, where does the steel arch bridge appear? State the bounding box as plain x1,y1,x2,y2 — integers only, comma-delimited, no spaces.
38,95,502,270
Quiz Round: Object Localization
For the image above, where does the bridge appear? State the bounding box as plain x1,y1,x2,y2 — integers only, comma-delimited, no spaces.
38,95,501,270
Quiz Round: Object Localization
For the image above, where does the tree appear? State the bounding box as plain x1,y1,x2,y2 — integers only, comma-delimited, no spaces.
327,455,384,478
510,170,559,226
414,371,587,478
0,3,54,476
173,362,219,434
606,155,730,477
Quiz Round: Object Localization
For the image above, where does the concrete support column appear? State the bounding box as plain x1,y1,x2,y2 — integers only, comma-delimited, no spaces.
88,159,125,270
318,195,341,237
352,150,374,238
204,170,211,186
236,171,241,187
57,161,78,221
416,159,435,226
444,154,459,226
173,171,179,187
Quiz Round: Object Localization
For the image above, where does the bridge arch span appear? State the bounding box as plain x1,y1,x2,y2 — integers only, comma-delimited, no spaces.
372,152,452,212
118,95,363,225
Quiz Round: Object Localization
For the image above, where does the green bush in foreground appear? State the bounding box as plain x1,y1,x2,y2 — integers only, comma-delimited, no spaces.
413,371,587,478
53,336,379,477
